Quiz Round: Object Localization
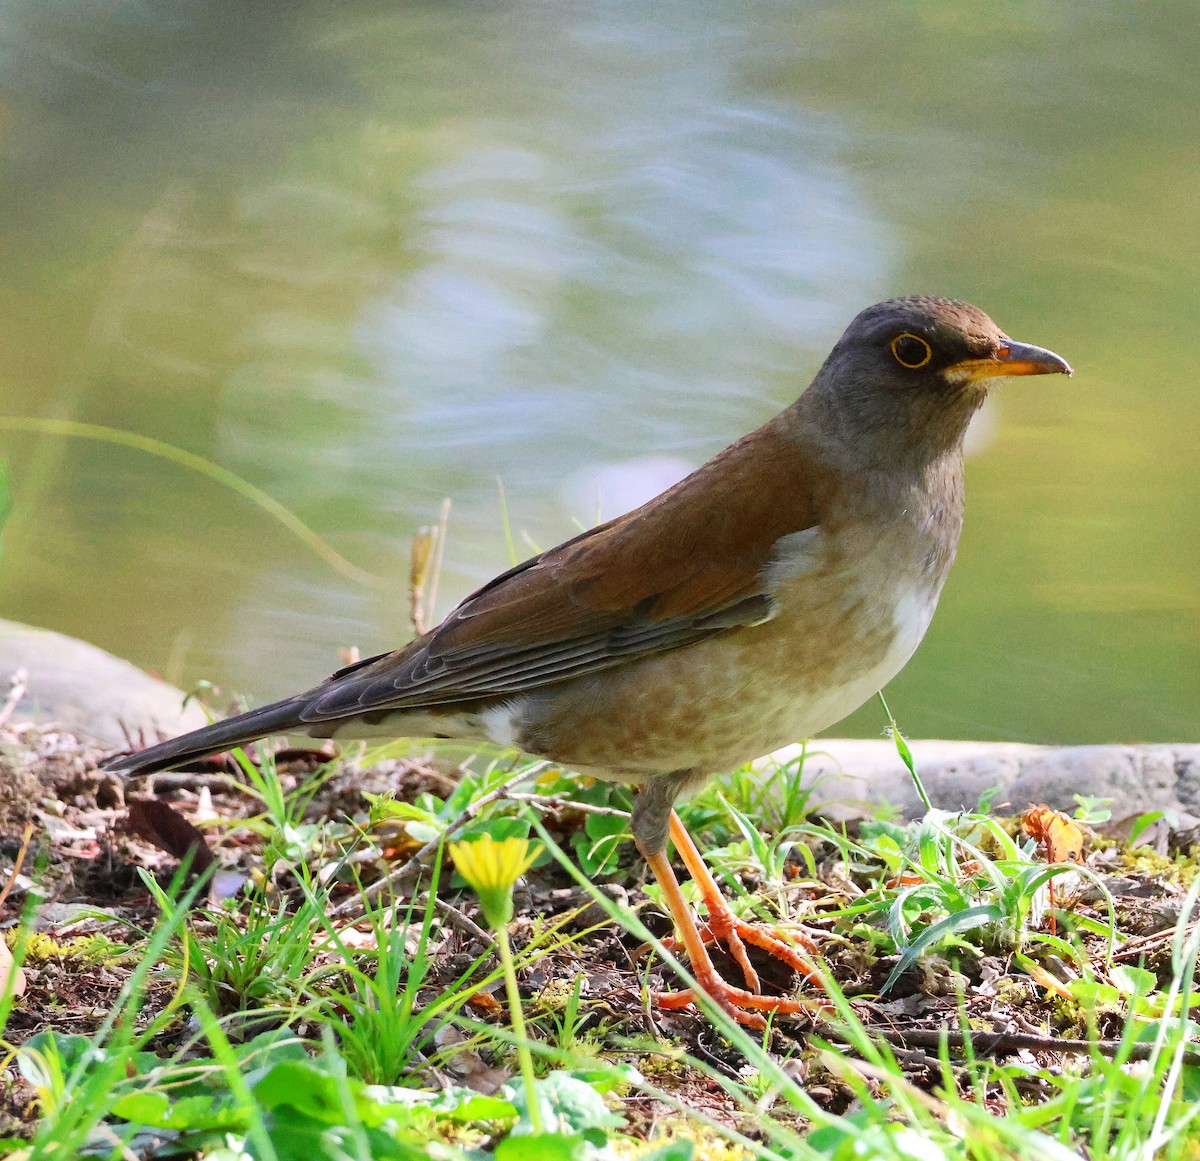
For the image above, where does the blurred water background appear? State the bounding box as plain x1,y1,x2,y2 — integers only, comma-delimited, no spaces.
0,1,1195,743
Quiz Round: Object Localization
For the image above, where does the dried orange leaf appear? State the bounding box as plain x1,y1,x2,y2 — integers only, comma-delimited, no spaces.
468,991,503,1013
1022,804,1084,865
127,798,215,873
1022,957,1074,999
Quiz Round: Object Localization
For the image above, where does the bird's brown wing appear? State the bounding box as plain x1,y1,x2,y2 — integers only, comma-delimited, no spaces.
301,422,824,721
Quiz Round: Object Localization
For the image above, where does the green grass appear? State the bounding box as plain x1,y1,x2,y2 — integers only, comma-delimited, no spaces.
6,739,1200,1161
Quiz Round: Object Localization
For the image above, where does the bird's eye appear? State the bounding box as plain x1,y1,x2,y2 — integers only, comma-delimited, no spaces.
890,332,932,369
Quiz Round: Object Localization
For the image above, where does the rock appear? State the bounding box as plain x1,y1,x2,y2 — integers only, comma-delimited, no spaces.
0,619,210,749
1010,746,1178,827
768,738,1039,819
769,738,1200,828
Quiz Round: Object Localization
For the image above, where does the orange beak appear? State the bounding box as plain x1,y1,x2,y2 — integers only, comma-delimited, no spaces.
950,340,1073,382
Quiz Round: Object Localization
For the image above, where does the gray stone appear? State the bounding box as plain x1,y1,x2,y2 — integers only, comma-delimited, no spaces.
766,738,1200,827
1010,746,1179,825
1173,754,1200,810
0,619,209,748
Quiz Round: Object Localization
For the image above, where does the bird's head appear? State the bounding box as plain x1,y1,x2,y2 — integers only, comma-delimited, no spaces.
809,296,1072,466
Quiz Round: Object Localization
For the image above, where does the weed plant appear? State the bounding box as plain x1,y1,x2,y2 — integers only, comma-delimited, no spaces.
5,739,1199,1160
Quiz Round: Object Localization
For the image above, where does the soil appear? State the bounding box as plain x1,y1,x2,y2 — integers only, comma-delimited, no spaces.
1,718,1195,1146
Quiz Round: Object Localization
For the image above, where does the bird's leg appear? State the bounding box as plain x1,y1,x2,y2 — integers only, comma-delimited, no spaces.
641,846,807,1028
632,776,809,1028
667,810,820,988
666,811,761,992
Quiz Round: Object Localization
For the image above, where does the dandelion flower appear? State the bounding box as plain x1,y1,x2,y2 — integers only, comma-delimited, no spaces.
449,834,540,927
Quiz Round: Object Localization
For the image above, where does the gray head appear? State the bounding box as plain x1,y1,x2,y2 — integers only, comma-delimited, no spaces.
806,296,1072,467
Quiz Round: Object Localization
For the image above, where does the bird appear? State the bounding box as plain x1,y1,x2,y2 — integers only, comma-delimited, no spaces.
102,296,1071,1026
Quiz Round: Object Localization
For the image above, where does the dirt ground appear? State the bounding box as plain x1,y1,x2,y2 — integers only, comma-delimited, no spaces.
1,718,1195,1144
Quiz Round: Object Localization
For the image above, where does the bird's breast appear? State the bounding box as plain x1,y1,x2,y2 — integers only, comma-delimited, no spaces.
511,519,946,779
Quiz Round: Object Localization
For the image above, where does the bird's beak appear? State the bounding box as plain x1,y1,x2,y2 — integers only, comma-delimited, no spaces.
949,340,1073,382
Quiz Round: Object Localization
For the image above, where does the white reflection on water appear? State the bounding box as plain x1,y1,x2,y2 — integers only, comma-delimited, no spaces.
217,6,892,687
353,108,888,533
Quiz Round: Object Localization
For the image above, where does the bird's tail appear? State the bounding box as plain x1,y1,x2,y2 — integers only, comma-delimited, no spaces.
100,693,316,778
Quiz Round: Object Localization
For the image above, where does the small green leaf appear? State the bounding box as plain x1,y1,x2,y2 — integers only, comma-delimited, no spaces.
559,1064,640,1094
860,818,911,848
1068,980,1122,1009
253,1061,343,1123
258,1115,377,1160
361,1082,517,1124
574,813,628,875
1072,795,1113,824
112,1091,172,1126
113,1091,240,1133
504,1072,623,1136
495,1132,592,1161
1180,1062,1200,1104
1128,811,1165,847
435,1092,518,1123
17,1031,95,1089
873,834,905,874
459,816,532,843
367,797,440,824
404,821,442,844
1111,965,1157,999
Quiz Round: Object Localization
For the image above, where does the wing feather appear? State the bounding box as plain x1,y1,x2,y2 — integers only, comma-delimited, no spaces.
300,420,826,721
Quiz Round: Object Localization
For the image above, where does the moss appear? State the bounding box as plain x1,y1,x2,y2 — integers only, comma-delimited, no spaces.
6,930,129,967
636,1048,690,1081
994,978,1032,1008
1113,843,1200,887
1047,995,1087,1037
613,1125,754,1161
533,977,584,1012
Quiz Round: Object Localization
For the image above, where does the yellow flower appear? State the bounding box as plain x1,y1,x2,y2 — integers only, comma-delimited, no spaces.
449,834,541,928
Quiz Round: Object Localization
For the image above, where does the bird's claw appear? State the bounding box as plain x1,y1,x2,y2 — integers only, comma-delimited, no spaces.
661,914,821,993
651,980,819,1029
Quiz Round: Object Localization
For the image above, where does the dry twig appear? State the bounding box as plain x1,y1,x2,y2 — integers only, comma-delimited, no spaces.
0,668,28,730
820,1022,1200,1067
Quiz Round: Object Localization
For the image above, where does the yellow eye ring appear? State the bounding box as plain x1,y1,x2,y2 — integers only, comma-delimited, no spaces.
891,332,932,369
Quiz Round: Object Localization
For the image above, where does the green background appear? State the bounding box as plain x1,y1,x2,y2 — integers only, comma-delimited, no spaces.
0,1,1195,743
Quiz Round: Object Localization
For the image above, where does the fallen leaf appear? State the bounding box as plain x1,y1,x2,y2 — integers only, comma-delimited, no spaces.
435,1021,510,1093
126,798,214,873
468,991,503,1014
1021,956,1075,1000
1022,805,1084,865
1022,804,1085,936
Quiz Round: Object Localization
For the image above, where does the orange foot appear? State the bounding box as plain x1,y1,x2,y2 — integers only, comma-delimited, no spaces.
642,812,825,1029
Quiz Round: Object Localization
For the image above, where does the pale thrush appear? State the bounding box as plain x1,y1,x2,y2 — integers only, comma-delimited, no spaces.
103,296,1072,1024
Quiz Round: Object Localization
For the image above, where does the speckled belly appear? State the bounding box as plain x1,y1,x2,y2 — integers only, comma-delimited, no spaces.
512,566,941,780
